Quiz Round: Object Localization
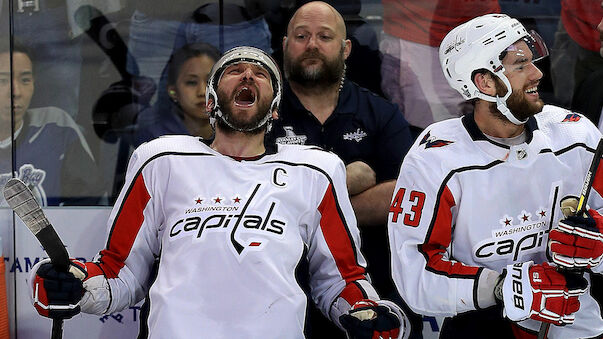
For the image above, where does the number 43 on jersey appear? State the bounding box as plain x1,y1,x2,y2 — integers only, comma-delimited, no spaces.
389,187,426,227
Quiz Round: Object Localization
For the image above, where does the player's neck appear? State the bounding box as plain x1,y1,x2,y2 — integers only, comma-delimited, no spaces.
211,129,266,157
289,81,339,124
474,103,525,139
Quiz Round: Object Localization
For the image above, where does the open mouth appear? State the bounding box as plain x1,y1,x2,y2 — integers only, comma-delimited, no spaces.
234,87,256,107
525,86,538,96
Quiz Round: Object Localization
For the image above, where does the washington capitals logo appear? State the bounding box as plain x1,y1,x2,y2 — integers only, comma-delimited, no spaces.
420,131,453,149
170,184,286,259
562,113,581,123
343,128,368,143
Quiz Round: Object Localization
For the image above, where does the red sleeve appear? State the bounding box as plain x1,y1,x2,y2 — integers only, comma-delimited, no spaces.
419,185,480,277
318,183,371,303
98,173,151,278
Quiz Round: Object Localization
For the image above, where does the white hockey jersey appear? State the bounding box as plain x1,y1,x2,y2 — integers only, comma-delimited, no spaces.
389,105,603,338
91,136,377,338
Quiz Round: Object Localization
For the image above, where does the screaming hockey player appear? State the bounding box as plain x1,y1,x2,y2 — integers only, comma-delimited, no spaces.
388,14,603,339
28,46,408,339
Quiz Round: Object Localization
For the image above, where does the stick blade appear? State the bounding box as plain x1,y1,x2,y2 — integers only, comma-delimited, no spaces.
3,178,70,272
3,178,50,235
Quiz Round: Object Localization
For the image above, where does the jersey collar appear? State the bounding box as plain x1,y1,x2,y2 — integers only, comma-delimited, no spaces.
462,112,543,163
200,137,277,161
462,112,539,147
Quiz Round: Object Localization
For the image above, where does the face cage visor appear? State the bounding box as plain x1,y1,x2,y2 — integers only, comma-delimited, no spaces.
501,30,549,63
487,30,549,125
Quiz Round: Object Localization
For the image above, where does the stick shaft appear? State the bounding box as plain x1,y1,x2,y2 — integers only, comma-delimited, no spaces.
538,138,603,339
577,138,603,213
51,319,63,339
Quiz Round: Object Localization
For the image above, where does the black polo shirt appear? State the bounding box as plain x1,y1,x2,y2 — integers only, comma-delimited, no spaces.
268,79,413,183
267,79,418,338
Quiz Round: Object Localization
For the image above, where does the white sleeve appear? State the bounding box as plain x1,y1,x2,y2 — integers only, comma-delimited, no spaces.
91,145,164,314
388,154,487,316
303,157,378,328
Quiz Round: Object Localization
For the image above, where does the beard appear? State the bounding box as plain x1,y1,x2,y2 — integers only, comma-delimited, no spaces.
216,85,272,135
284,45,345,88
489,78,544,122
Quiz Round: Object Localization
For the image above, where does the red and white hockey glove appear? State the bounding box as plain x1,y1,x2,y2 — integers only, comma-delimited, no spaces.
29,258,105,319
549,198,603,270
497,261,588,325
339,299,408,339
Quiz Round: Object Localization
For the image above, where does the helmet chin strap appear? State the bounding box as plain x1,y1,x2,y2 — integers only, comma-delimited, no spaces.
496,96,525,125
477,73,528,126
210,106,273,133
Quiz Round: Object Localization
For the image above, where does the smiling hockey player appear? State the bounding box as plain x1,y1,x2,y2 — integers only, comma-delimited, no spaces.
388,14,603,338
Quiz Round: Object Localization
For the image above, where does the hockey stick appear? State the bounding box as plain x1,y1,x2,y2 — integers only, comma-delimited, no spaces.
537,137,603,339
576,138,603,215
3,178,85,339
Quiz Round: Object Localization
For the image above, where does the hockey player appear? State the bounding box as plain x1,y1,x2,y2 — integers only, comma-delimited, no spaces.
388,14,603,338
28,46,407,339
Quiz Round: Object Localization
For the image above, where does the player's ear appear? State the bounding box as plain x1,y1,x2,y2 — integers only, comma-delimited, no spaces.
474,71,496,96
272,108,279,120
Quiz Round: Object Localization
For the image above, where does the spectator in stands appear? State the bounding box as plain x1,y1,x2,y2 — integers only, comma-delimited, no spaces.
267,1,418,337
599,3,603,57
0,0,123,119
172,1,276,54
293,0,384,96
550,0,603,108
125,0,206,89
0,42,101,206
571,0,603,129
135,43,220,146
379,0,500,136
126,0,277,91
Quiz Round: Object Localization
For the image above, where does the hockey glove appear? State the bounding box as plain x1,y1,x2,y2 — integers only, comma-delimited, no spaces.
497,261,588,326
339,299,407,339
549,198,603,270
29,258,105,319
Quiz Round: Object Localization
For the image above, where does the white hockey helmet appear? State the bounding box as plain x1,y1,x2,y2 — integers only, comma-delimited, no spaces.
206,46,282,132
439,14,549,125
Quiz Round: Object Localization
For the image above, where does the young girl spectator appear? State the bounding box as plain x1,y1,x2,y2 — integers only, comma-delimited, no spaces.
135,43,220,146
